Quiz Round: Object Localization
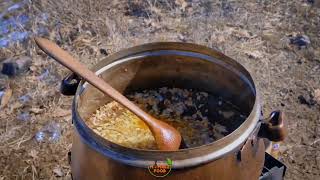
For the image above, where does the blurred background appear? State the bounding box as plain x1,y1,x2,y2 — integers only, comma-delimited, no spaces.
0,0,319,179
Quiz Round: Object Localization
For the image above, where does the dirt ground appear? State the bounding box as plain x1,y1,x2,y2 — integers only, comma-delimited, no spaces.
0,0,319,179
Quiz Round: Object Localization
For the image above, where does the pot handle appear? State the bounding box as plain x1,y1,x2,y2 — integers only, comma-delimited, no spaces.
60,72,81,96
258,110,286,142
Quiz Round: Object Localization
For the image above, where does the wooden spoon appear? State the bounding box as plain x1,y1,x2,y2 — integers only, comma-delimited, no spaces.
34,37,181,151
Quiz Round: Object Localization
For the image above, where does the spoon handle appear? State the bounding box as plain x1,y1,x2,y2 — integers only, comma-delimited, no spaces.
34,37,153,124
35,37,182,151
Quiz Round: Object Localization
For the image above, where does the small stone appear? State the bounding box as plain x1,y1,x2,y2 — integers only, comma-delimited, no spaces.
99,48,108,56
35,122,61,143
29,65,37,72
1,56,32,76
290,35,311,48
178,34,186,42
17,112,31,121
18,94,32,104
298,93,317,107
35,131,45,142
298,95,308,104
53,166,64,177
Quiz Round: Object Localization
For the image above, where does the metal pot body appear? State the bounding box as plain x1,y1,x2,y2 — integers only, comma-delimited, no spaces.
67,42,283,180
71,130,265,180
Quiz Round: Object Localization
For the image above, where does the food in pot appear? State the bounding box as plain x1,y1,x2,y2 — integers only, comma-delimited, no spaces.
87,87,247,150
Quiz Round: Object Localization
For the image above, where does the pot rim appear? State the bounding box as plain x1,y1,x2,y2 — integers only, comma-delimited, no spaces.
72,42,261,168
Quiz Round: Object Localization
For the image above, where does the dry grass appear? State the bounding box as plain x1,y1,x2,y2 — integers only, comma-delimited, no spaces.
0,0,319,179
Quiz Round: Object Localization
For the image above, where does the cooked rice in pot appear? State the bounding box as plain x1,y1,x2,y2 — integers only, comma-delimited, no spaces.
87,87,246,150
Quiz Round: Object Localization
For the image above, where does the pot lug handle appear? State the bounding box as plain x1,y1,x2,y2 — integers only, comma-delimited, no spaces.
258,110,287,142
60,72,81,96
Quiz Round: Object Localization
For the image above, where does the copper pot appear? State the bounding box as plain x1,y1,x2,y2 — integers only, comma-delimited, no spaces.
63,42,286,180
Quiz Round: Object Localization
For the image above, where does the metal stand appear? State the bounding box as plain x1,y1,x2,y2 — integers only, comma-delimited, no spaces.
259,153,286,180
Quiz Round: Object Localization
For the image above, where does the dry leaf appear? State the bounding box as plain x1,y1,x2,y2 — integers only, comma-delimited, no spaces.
52,107,71,117
28,149,38,159
31,164,38,176
10,102,23,111
63,115,72,122
176,0,188,11
244,50,263,59
53,166,64,177
222,111,234,119
213,34,225,43
0,88,12,108
29,65,37,72
232,29,251,38
30,107,43,114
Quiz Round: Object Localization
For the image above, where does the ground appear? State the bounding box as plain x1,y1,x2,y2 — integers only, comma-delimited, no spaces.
0,0,319,179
